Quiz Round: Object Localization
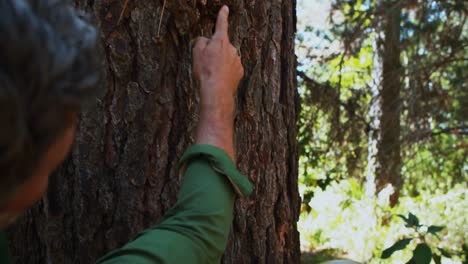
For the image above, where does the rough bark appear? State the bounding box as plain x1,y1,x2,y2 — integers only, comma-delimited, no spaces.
7,0,300,263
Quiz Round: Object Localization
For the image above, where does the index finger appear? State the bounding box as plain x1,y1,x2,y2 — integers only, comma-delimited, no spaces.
214,5,229,38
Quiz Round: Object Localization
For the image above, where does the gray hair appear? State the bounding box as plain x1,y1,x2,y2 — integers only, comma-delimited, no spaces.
0,0,100,205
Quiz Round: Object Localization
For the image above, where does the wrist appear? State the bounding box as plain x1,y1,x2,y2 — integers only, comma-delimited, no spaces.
196,105,236,162
199,79,236,103
199,100,234,119
195,125,235,158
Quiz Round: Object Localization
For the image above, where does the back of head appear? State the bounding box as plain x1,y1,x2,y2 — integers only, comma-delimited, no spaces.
0,0,100,205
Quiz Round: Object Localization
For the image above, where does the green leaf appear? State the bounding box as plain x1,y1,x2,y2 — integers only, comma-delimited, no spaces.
407,213,420,228
381,238,412,259
427,225,444,235
438,248,451,258
411,243,432,264
397,213,420,228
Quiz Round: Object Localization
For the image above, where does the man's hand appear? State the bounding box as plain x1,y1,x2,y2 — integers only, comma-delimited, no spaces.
193,5,243,162
193,5,244,102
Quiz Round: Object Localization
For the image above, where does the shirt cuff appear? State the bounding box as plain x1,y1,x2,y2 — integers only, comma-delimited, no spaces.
178,144,253,197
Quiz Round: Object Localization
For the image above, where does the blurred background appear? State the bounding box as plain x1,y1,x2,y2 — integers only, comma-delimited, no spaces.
295,0,467,263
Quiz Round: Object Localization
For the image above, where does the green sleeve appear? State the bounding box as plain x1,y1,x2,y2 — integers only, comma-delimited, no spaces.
97,144,253,264
0,231,11,264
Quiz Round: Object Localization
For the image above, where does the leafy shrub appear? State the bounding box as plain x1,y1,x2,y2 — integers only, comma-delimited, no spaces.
299,181,467,263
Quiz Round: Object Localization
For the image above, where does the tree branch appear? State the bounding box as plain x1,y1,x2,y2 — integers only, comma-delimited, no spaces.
404,125,468,142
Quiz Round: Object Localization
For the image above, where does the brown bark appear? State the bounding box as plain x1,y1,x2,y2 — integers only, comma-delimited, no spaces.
7,0,300,263
375,3,402,206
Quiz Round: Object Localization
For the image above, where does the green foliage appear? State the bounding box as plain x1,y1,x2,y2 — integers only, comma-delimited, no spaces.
427,226,445,238
298,181,467,263
298,0,468,201
397,213,421,228
381,212,454,263
381,238,412,259
296,0,467,262
410,243,432,264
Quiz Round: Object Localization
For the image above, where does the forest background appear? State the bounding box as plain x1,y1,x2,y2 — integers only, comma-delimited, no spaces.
296,0,467,263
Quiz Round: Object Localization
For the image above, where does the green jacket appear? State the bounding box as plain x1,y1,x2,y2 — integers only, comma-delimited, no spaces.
0,144,253,264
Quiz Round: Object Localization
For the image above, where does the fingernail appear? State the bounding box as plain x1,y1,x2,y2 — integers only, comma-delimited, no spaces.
223,5,229,14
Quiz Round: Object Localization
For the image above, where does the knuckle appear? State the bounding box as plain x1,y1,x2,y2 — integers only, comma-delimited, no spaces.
193,44,202,52
193,37,208,50
197,36,207,42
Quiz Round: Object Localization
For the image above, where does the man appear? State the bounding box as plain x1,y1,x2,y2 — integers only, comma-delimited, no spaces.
0,0,252,263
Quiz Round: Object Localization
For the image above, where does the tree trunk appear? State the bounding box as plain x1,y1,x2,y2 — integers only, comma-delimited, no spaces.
7,0,300,263
377,3,402,206
366,2,402,206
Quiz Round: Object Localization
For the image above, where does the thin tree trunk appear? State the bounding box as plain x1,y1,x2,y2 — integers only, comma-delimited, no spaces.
366,2,402,206
377,2,402,206
7,0,300,263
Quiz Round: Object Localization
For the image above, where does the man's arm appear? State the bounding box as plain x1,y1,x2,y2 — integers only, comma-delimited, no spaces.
96,147,249,264
96,6,252,264
193,5,243,161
